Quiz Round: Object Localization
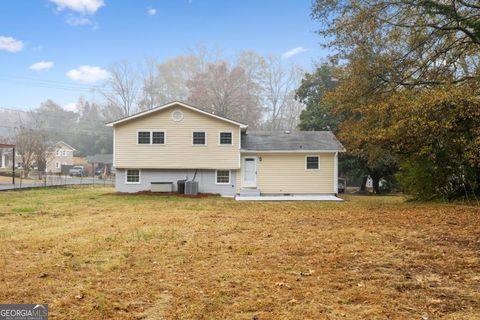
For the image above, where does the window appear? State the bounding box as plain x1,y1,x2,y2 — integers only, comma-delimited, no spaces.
56,149,61,156
152,131,165,144
62,150,67,156
306,156,320,170
138,131,151,144
55,161,60,169
171,110,183,122
193,131,206,145
126,169,140,184
219,132,232,145
216,170,230,184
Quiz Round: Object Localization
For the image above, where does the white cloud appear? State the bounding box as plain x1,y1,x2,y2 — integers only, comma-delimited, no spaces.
29,61,54,71
66,65,109,83
64,102,78,112
0,36,24,53
147,8,157,16
49,0,104,14
281,46,308,59
66,15,92,26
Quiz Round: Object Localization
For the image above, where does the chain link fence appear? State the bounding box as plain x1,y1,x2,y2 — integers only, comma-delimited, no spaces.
0,169,114,191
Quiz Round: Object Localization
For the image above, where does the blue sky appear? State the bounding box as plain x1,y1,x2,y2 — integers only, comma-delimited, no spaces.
0,0,328,111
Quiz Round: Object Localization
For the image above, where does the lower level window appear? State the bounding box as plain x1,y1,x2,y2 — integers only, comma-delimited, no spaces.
216,170,230,184
126,169,140,184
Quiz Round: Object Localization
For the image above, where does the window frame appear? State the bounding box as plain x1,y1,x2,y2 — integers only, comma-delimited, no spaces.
137,131,151,145
305,155,320,171
151,131,166,145
56,149,61,156
125,169,141,184
192,131,207,146
62,150,67,157
218,131,233,145
137,130,166,145
55,161,60,169
215,170,231,185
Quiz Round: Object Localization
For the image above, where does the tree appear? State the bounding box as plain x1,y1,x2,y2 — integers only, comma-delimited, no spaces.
187,62,263,127
296,64,339,131
14,125,48,177
258,55,304,130
99,61,140,116
311,0,480,89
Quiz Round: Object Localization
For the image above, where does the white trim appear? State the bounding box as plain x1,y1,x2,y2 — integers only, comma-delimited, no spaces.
125,169,141,184
334,152,338,194
241,157,257,188
55,161,60,169
241,149,345,153
106,101,248,128
218,131,233,145
238,127,241,168
305,155,320,171
136,129,166,145
192,131,207,146
62,150,67,157
113,128,116,167
215,169,231,185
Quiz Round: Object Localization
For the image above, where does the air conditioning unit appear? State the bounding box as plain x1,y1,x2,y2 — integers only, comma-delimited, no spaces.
185,181,199,195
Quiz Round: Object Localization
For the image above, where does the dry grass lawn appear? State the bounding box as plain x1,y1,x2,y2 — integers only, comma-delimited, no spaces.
0,187,479,319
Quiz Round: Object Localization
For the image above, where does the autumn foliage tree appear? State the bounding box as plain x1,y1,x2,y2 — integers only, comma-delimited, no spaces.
303,0,480,199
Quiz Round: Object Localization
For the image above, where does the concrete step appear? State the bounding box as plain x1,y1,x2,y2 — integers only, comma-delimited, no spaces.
239,188,260,196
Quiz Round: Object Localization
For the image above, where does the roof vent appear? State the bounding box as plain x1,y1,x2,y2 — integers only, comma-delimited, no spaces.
284,130,291,134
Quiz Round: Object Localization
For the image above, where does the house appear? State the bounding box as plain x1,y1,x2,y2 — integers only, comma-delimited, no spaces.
46,141,76,173
107,101,345,199
86,154,114,176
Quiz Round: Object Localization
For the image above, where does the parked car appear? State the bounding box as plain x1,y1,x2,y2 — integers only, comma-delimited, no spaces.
95,167,111,177
69,166,85,177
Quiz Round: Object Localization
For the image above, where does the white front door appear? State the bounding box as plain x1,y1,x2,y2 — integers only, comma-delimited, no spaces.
242,157,257,188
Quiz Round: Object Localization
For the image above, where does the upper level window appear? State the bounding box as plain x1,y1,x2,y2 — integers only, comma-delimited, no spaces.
62,150,67,156
138,131,151,144
193,132,206,145
152,131,165,144
219,132,232,145
306,156,320,170
56,150,61,156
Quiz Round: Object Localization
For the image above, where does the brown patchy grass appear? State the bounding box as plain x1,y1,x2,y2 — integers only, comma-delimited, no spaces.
0,187,479,319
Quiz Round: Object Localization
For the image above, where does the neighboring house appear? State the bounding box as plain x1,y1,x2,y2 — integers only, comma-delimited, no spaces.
0,149,9,169
86,154,114,175
46,141,76,173
107,101,345,197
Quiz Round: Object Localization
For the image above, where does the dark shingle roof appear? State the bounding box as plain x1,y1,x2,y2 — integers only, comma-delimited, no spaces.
86,154,113,164
241,131,345,151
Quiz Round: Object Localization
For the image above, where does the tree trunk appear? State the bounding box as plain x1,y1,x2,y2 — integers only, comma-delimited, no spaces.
360,176,368,191
372,175,381,194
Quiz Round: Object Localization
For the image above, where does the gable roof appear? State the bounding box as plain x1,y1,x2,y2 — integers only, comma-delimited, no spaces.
241,131,345,152
106,101,248,128
52,141,76,151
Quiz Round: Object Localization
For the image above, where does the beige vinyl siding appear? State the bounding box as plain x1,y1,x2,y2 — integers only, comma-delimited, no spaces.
114,105,240,169
241,152,335,194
